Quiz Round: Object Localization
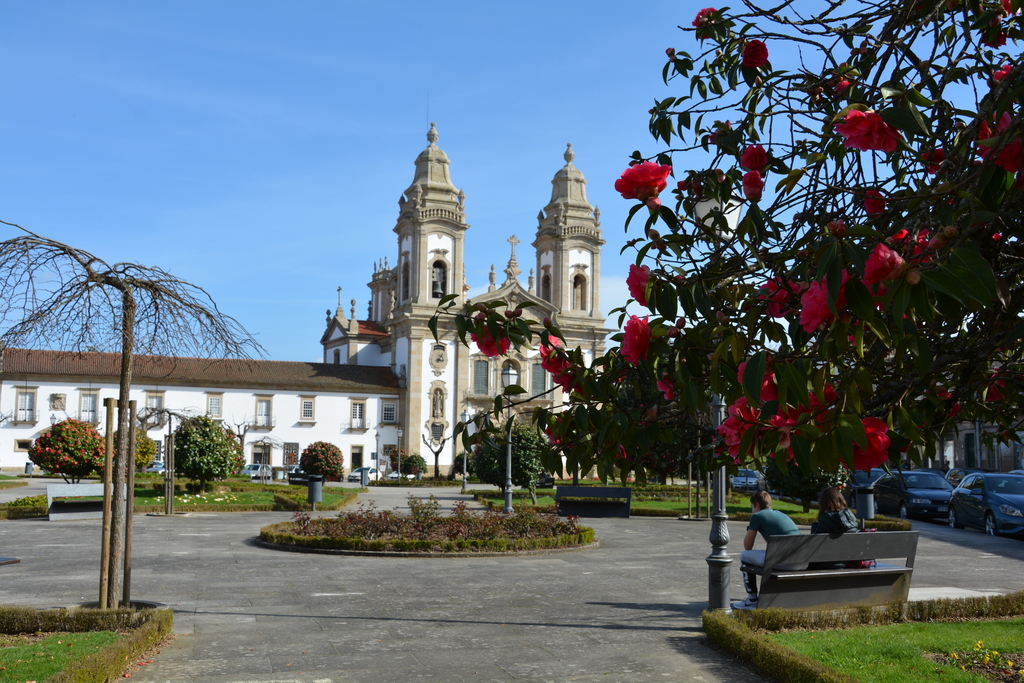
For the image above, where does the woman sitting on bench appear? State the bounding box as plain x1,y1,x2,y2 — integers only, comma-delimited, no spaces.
810,487,858,535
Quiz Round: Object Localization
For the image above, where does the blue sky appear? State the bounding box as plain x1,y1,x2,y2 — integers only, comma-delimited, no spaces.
1,1,694,361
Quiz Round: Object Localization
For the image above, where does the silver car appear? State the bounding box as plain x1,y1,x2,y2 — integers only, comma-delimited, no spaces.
731,469,764,491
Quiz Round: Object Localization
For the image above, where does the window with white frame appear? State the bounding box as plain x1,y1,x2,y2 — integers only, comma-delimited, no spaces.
255,397,273,427
532,363,546,396
145,391,165,426
351,401,365,429
15,388,36,423
79,390,99,424
473,359,489,395
207,393,223,419
381,400,397,424
299,397,315,422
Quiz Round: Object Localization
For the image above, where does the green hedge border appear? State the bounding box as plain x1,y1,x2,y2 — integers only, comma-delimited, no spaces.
0,487,359,518
0,605,173,683
257,520,595,555
0,481,27,490
703,590,1024,683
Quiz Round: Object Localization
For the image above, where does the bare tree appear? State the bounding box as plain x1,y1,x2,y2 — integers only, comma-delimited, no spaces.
0,220,262,606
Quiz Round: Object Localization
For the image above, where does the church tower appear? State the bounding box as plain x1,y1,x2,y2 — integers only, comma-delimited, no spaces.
533,144,606,324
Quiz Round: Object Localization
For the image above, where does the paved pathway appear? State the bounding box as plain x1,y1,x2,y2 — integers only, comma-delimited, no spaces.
0,484,1021,682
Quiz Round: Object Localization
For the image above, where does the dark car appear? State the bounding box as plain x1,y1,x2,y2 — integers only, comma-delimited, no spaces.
945,467,997,486
948,473,1024,536
873,471,953,519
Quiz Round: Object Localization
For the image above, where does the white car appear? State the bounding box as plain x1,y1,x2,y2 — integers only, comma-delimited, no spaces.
241,463,273,480
348,467,380,482
387,472,415,480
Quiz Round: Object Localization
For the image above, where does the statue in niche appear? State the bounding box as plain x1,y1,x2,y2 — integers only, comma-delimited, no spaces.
432,387,445,418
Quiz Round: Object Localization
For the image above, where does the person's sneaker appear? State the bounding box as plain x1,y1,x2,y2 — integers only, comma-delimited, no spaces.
731,597,758,610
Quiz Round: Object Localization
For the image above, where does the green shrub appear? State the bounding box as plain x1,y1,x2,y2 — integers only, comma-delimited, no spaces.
174,416,244,491
29,419,106,484
300,441,345,478
7,494,46,507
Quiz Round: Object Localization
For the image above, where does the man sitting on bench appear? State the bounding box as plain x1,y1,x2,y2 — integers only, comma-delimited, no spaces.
734,490,805,610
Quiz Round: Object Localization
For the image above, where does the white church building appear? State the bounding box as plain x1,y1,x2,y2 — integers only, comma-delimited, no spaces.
0,125,610,473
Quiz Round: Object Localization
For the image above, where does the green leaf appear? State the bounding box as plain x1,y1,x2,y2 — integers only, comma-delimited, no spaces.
742,352,768,403
950,247,996,298
920,270,968,304
878,106,926,135
844,278,877,323
838,413,868,450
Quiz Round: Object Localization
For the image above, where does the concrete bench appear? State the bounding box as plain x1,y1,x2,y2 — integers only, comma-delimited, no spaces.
555,486,632,518
46,483,125,521
742,530,919,610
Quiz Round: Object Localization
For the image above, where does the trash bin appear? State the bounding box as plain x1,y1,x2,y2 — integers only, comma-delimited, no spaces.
24,462,33,475
854,486,875,520
360,469,369,487
307,475,323,510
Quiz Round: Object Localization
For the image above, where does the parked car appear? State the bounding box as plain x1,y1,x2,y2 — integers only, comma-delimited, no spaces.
387,472,415,480
945,467,996,486
948,473,1024,536
872,471,953,519
347,467,380,482
145,461,165,474
731,469,764,492
1009,470,1024,476
240,463,273,480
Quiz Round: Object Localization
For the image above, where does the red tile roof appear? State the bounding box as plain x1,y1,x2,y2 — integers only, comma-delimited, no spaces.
357,320,389,338
1,348,400,394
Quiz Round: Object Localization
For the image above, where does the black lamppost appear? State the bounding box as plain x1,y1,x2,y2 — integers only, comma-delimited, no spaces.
397,428,403,481
501,363,518,514
706,394,731,612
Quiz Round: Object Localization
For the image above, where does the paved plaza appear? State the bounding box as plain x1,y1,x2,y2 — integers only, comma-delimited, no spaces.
1,481,1022,682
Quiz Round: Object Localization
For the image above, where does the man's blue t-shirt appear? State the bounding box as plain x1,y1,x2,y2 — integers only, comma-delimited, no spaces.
747,508,800,540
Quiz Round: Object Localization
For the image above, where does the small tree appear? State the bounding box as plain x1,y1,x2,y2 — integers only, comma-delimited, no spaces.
114,430,157,472
386,449,426,477
174,416,244,491
29,418,105,484
473,421,547,502
300,441,345,479
763,459,849,513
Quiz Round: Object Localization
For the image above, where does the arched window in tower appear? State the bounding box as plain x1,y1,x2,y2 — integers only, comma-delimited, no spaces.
431,261,447,299
541,273,551,302
572,275,588,310
333,349,341,365
401,261,410,301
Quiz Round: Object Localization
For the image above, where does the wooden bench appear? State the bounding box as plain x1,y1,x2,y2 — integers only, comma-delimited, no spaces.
742,531,919,609
555,486,631,518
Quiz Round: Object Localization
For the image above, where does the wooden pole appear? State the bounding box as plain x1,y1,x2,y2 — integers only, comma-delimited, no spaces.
100,397,116,609
122,400,137,608
688,462,692,519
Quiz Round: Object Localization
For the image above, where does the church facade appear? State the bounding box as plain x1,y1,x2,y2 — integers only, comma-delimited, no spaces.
320,124,611,471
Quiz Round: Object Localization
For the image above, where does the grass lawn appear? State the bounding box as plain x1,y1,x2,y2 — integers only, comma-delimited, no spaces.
768,619,1024,683
0,630,124,681
130,488,349,508
0,474,19,480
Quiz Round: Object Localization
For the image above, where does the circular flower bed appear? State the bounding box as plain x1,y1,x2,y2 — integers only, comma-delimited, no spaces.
258,495,595,555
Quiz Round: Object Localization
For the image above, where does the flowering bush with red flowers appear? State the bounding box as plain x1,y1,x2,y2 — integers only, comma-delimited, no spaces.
300,440,346,478
29,419,105,484
432,0,1024,484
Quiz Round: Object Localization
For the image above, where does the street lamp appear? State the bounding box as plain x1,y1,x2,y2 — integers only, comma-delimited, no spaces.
460,410,471,494
396,428,403,482
500,362,519,514
692,193,741,613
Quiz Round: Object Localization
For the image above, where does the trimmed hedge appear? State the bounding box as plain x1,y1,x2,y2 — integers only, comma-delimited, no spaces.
369,479,465,487
0,480,28,490
258,520,595,553
703,590,1024,683
0,605,173,683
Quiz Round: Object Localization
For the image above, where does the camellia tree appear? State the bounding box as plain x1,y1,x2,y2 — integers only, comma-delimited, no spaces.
472,421,547,503
174,416,245,491
436,0,1023,482
300,441,345,479
29,418,105,484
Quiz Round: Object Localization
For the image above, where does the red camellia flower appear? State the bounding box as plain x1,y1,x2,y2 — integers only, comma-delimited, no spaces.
852,417,891,471
718,396,759,462
470,327,510,358
864,189,886,216
862,243,906,285
614,162,672,202
692,7,716,27
742,40,769,68
799,271,848,333
993,63,1013,81
621,315,651,364
742,170,764,201
740,144,768,172
539,336,573,392
657,376,675,401
922,148,945,174
737,361,778,402
834,110,902,152
759,278,801,318
626,264,651,307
